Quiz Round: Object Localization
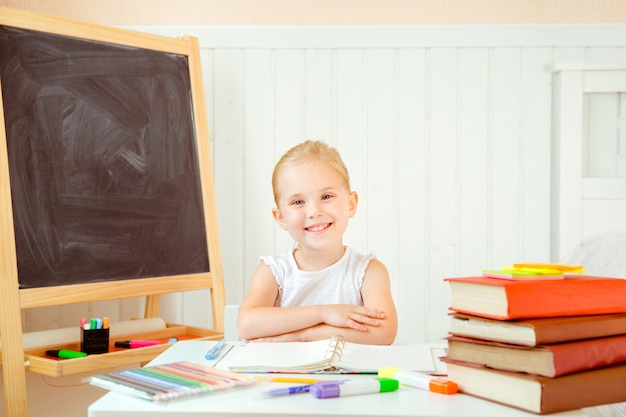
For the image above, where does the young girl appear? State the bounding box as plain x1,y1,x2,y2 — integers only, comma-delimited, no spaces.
237,140,397,344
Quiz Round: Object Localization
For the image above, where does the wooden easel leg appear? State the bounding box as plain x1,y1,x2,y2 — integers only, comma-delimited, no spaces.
144,294,160,318
0,286,28,417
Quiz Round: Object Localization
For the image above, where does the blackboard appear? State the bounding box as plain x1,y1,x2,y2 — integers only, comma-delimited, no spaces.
0,25,210,289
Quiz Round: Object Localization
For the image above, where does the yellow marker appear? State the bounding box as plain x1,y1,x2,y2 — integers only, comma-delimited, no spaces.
258,376,324,384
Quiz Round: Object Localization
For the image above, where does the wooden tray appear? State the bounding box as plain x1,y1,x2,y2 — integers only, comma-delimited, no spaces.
19,323,222,377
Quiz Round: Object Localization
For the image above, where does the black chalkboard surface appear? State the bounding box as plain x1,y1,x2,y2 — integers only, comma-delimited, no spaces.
0,25,209,289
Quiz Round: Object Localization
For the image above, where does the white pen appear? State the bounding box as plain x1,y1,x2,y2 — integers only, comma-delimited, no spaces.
378,367,458,394
205,339,226,360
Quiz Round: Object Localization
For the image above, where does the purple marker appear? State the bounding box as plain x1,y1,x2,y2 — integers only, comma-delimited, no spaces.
264,384,314,397
310,378,398,399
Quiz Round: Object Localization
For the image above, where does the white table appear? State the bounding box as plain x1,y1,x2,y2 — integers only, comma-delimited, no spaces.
88,340,591,417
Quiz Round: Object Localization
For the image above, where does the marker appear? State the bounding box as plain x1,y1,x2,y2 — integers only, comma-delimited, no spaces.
80,317,87,329
204,339,226,359
378,367,458,394
263,376,324,384
264,384,314,397
46,349,88,359
310,378,398,399
263,378,347,397
102,317,109,329
114,340,160,348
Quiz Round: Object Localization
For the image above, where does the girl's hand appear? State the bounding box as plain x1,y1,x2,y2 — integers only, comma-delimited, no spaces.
321,304,385,331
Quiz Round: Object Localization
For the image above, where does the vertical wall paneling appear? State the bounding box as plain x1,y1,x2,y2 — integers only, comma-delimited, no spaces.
304,49,334,140
552,68,584,261
213,49,248,305
273,49,306,253
243,49,277,300
395,48,428,341
28,24,626,343
336,49,367,251
520,48,553,261
364,48,396,296
458,48,490,275
426,48,459,341
620,93,626,179
490,48,523,265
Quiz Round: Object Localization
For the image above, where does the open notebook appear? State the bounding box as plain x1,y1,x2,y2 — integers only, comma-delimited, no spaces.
225,336,436,374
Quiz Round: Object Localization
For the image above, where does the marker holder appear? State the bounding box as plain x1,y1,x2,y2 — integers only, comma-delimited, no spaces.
81,328,109,354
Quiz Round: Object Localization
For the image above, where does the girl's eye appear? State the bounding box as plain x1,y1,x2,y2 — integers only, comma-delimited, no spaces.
321,194,333,201
291,199,305,206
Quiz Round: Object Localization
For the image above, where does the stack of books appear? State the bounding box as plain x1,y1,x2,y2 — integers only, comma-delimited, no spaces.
442,264,626,414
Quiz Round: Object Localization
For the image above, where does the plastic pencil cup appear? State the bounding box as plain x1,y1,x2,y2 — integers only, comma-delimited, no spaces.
81,328,110,354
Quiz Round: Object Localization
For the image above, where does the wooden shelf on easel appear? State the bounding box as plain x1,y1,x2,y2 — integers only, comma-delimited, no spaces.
11,324,222,378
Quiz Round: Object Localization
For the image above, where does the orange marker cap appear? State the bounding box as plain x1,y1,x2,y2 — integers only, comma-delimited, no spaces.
429,378,458,395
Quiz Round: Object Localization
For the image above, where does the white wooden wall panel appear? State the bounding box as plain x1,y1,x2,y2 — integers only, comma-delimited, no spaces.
213,50,247,310
521,48,553,261
273,50,305,254
458,48,489,276
336,49,368,252
22,25,626,344
426,48,459,341
364,48,397,309
394,49,429,341
244,49,276,295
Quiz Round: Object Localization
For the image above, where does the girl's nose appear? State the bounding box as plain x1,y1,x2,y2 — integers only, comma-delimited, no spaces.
306,201,322,218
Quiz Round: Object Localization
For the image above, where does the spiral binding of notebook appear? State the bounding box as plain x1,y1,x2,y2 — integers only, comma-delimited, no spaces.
324,335,345,372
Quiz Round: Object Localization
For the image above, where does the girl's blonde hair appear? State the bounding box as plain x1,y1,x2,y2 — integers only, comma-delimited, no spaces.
272,140,351,205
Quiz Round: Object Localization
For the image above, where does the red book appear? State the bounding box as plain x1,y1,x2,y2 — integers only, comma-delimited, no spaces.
445,275,626,320
446,334,626,377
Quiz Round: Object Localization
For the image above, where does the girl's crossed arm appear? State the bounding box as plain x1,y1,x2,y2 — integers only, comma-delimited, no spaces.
237,260,397,345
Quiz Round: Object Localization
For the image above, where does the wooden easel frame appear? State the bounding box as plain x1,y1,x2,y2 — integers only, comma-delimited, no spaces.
0,8,225,417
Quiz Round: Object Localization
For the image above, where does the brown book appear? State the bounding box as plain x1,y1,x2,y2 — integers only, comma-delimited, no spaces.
449,312,626,346
446,334,626,377
443,358,626,414
444,275,626,320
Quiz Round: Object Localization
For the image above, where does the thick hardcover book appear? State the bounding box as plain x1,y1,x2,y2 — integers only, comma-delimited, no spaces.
225,336,435,374
443,358,626,414
445,275,626,320
86,361,256,402
449,312,626,346
446,334,626,377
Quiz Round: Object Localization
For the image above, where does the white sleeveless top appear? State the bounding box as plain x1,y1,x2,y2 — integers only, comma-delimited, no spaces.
260,246,374,307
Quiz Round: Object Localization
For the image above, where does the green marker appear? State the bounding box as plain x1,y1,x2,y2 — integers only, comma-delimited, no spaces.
46,349,88,359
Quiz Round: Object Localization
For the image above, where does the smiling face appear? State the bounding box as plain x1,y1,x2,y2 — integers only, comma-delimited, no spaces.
272,158,358,253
